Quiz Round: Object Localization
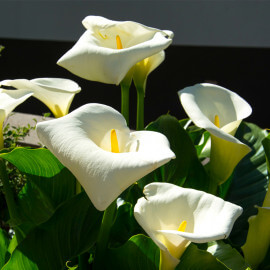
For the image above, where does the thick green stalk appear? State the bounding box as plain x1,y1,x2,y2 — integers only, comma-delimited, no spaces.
93,200,117,269
0,158,22,241
78,252,89,269
159,250,177,270
0,159,17,218
0,123,4,149
136,86,145,130
120,83,130,126
208,175,218,196
120,68,134,126
75,180,88,269
76,180,81,194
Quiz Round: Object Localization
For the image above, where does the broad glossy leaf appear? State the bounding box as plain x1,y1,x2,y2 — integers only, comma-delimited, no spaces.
3,192,102,270
110,202,144,248
207,241,249,270
0,148,63,177
0,228,10,268
177,244,229,270
107,234,159,270
107,235,229,270
225,122,268,246
140,115,210,192
262,133,270,174
0,148,76,233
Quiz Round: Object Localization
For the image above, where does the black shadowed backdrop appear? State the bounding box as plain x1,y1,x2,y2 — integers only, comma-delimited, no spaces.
0,38,269,130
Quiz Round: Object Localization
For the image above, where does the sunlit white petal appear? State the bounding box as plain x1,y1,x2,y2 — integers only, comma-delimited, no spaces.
36,104,175,211
134,182,243,268
1,78,81,118
0,88,33,147
133,51,165,91
57,16,173,85
178,83,252,183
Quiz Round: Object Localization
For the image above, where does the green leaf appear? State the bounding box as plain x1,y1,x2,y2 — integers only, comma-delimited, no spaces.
0,148,76,234
3,192,102,270
0,228,10,268
107,234,159,270
262,133,270,175
107,235,230,270
225,122,268,246
258,242,270,269
110,203,144,248
207,241,249,270
177,244,229,270
140,115,210,192
0,148,64,178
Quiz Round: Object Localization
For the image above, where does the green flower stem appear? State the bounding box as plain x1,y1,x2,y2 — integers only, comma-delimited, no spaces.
76,180,81,194
0,158,22,240
0,159,17,217
78,252,89,270
93,200,117,269
75,180,88,269
136,86,145,130
159,250,176,270
0,123,4,149
120,83,130,126
208,176,218,196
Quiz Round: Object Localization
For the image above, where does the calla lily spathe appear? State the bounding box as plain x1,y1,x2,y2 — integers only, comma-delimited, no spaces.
242,179,270,268
133,50,165,92
0,88,33,148
36,103,175,211
178,83,252,184
134,182,243,270
1,78,81,118
57,15,173,85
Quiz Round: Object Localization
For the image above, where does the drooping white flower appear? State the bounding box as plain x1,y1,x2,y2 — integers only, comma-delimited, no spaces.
36,103,175,211
1,78,81,118
133,50,165,92
0,88,33,148
134,182,243,270
57,15,173,85
178,83,252,184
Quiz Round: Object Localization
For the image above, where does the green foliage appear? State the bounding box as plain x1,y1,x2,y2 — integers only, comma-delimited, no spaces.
177,243,229,270
0,115,269,269
3,192,102,270
107,234,160,270
3,122,36,149
140,114,210,192
207,241,250,270
0,45,4,56
0,148,77,237
225,122,268,246
0,228,10,268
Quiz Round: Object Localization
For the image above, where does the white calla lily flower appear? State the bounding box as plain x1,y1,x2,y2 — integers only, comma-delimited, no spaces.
178,83,252,184
36,103,175,211
134,182,243,270
133,50,165,92
1,78,81,118
0,88,33,148
57,15,173,85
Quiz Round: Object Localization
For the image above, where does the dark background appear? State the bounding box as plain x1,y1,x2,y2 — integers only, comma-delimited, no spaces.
0,38,269,130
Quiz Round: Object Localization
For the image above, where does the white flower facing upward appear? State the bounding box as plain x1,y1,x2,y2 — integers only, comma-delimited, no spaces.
0,88,33,148
1,78,81,118
134,182,243,270
178,83,252,184
36,103,175,211
57,15,173,85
